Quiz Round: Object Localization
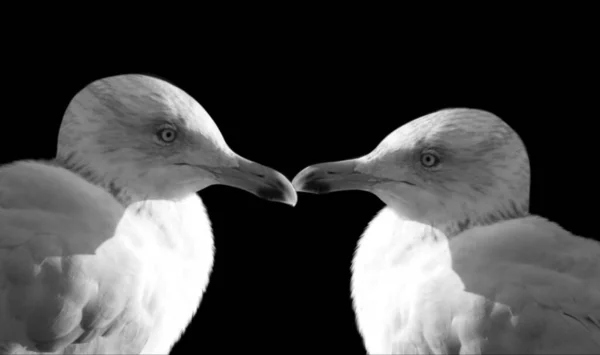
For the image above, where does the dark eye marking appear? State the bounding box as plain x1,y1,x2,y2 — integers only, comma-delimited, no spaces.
154,122,179,145
414,141,449,170
157,127,177,143
420,152,441,168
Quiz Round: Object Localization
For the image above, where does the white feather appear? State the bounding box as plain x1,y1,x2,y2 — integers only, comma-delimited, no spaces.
296,108,600,354
0,74,295,354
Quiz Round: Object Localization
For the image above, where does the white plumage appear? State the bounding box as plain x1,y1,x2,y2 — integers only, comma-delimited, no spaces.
292,108,600,354
0,74,297,354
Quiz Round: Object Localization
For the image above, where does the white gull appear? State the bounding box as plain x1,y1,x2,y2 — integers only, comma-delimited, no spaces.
292,108,600,354
0,74,297,354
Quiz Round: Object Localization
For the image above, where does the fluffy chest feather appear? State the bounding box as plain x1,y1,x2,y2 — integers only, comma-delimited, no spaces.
351,208,453,353
351,209,600,354
0,163,216,354
134,196,215,354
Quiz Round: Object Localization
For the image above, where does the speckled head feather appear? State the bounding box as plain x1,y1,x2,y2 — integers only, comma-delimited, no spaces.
55,75,236,201
58,75,231,161
54,74,298,206
361,108,531,234
293,108,531,236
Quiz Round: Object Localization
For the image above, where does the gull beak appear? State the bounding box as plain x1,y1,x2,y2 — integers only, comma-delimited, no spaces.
209,155,297,206
292,159,386,194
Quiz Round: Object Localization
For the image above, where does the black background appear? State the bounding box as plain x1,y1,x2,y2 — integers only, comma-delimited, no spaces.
2,36,596,354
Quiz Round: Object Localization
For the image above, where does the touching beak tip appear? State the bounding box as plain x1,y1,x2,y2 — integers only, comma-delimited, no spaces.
255,169,299,207
277,172,299,206
285,189,298,207
291,166,314,193
291,164,335,195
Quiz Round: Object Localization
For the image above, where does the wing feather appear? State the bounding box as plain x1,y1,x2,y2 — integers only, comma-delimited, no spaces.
0,161,153,354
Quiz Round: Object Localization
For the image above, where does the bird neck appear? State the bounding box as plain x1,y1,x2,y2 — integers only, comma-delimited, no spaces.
55,151,178,208
55,152,210,257
380,190,529,239
353,201,530,278
424,198,530,238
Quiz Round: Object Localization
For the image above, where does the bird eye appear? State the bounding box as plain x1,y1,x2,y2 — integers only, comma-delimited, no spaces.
156,127,177,144
420,152,440,168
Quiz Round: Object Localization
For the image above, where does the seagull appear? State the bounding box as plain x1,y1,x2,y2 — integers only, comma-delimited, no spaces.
292,108,600,354
0,74,297,354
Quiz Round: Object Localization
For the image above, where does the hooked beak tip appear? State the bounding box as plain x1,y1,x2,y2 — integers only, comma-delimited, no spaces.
206,154,298,207
291,165,336,195
257,184,298,206
253,169,298,207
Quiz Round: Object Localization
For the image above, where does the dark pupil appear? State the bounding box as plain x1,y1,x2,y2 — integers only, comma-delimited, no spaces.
424,155,435,165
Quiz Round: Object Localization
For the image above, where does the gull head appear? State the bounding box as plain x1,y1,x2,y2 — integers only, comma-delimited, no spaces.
57,74,297,206
292,108,530,234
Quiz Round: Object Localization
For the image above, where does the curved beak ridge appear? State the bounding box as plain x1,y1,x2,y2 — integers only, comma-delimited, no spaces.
292,159,381,194
212,156,297,206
